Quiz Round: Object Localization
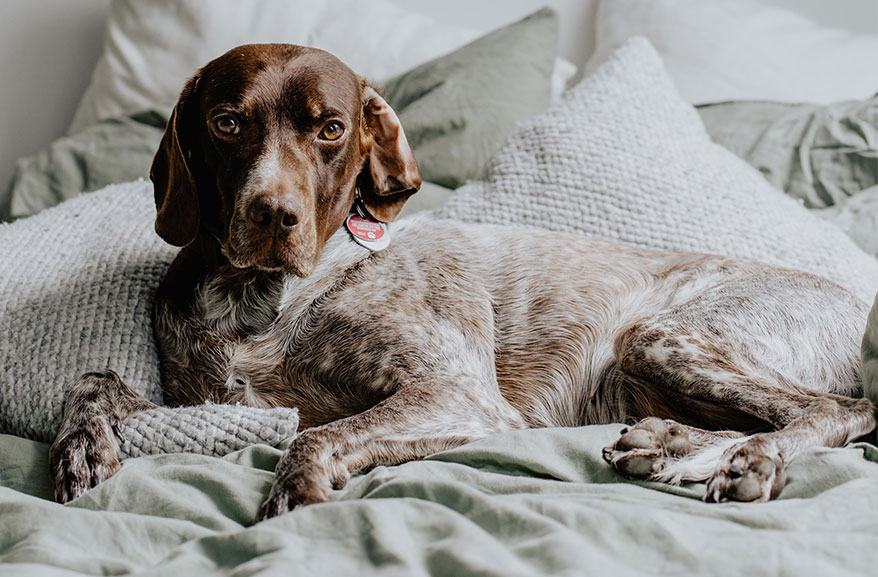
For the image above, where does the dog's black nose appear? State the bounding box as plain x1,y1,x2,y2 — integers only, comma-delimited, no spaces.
247,195,301,235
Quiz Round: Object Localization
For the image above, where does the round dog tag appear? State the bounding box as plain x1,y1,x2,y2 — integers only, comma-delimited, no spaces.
346,214,390,251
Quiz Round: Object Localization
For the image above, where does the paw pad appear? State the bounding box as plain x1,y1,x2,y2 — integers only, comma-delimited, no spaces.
705,439,786,503
602,418,693,479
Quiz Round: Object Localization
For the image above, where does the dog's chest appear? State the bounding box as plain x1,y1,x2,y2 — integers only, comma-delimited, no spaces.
186,272,292,407
178,261,388,418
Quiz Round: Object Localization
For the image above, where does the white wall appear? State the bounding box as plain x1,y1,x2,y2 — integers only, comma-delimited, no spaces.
0,0,111,195
0,0,875,198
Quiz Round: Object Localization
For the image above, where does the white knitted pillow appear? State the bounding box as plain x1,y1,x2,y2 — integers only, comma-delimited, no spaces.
0,182,299,453
438,38,878,304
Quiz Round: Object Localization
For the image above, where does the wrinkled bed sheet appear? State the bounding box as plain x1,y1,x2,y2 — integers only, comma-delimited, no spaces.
1,425,877,577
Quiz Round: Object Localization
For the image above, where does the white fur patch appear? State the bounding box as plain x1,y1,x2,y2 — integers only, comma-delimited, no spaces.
652,436,752,484
240,136,282,207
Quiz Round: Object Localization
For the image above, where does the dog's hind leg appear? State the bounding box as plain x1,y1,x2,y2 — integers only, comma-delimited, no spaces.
701,394,875,502
604,273,877,502
604,340,875,501
49,370,156,502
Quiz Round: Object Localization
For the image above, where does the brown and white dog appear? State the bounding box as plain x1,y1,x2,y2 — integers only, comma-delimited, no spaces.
50,44,877,521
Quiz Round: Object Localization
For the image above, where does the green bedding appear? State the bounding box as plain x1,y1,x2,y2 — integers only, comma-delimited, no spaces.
2,426,877,576
696,98,878,210
1,111,165,220
696,98,878,258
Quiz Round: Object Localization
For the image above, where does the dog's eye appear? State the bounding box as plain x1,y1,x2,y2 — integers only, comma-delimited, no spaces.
214,115,240,135
319,121,344,141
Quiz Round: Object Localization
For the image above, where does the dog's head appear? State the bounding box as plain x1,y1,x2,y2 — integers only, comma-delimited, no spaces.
150,44,420,276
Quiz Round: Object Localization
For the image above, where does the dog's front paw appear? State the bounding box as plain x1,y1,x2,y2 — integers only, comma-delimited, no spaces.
705,436,785,503
49,416,122,503
257,464,334,521
602,417,693,479
256,433,341,521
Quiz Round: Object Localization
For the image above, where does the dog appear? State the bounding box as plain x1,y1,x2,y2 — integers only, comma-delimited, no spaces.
50,44,877,520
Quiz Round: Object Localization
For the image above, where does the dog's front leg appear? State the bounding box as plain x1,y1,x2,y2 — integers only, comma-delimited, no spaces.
49,370,156,502
257,376,525,520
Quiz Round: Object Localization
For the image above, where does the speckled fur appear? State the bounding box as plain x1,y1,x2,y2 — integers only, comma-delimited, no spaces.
49,44,878,517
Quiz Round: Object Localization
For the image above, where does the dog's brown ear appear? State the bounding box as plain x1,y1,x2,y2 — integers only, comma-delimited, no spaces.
358,86,421,222
150,75,200,247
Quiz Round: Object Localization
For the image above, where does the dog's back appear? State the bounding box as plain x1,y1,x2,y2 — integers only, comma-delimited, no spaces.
260,214,868,431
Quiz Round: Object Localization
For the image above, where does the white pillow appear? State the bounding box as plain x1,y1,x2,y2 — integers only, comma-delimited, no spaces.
439,37,878,304
585,0,878,105
69,0,576,133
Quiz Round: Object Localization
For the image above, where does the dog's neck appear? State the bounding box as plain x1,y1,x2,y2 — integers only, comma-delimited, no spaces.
193,231,230,271
156,232,264,314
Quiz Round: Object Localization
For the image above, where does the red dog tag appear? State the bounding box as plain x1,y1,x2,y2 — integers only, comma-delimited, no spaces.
346,214,390,251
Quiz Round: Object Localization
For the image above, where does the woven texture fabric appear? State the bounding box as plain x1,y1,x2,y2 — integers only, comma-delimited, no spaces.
438,38,878,304
0,181,300,454
118,404,298,459
0,182,170,442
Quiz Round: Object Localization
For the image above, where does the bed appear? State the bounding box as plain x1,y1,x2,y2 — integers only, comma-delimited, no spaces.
2,1,878,576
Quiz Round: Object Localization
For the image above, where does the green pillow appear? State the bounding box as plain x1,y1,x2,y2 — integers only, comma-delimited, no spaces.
382,8,557,189
697,98,878,209
3,111,165,220
3,8,558,221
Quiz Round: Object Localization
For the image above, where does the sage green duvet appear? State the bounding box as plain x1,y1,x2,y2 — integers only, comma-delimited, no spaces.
2,426,877,576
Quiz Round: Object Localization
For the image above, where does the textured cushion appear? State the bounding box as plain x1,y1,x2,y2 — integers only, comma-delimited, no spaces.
697,98,878,209
586,0,878,105
118,405,298,459
0,182,297,451
0,183,169,442
69,0,575,134
438,38,878,304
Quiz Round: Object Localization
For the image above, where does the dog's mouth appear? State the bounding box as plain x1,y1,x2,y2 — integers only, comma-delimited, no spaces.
225,223,319,277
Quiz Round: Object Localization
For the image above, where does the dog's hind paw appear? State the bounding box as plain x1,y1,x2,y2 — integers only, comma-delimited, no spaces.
602,417,693,479
705,436,785,503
